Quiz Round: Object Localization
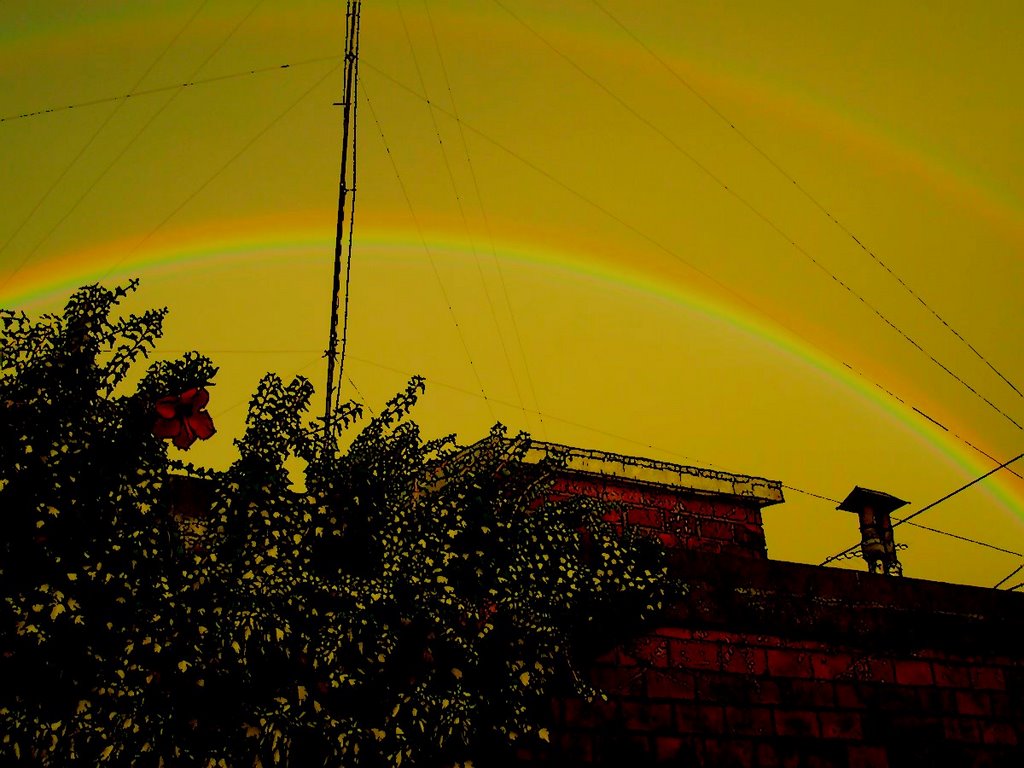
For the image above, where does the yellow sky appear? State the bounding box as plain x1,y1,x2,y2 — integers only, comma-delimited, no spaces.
2,0,1023,588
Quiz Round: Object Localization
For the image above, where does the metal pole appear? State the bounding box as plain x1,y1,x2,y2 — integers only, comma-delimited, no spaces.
323,1,360,455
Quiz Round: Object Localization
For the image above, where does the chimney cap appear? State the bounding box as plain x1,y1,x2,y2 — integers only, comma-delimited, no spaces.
836,485,909,515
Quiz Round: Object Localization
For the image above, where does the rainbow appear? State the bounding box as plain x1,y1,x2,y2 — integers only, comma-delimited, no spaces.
5,2,1020,246
3,218,1022,525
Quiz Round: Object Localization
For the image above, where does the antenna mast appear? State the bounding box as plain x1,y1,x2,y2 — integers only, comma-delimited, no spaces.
323,0,361,454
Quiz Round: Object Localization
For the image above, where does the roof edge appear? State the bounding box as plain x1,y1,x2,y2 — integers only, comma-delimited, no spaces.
483,437,785,507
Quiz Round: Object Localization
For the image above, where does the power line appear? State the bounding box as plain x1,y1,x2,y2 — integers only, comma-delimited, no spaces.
142,344,1020,563
360,59,1023,491
898,520,1021,558
395,0,529,425
95,59,344,284
0,0,212,284
4,0,270,293
992,562,1023,589
361,83,497,423
820,452,1024,566
774,485,1021,558
419,0,545,436
490,0,1024,436
0,56,342,125
588,0,1024,403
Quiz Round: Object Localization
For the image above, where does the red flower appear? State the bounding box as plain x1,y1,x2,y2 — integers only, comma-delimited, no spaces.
152,387,216,450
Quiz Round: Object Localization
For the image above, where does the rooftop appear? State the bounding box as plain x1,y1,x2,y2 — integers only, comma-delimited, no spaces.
483,437,785,508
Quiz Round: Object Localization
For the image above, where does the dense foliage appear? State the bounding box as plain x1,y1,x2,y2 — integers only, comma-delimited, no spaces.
1,282,669,766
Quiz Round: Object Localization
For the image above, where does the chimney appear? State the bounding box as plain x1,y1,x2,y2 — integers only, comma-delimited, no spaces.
837,486,908,576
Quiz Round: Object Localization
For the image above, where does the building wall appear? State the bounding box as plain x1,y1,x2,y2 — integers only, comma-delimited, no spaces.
168,463,1024,766
545,475,770,559
537,550,1024,767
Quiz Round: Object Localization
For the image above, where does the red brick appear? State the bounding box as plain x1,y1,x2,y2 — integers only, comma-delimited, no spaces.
656,532,680,549
592,665,644,697
599,508,622,525
646,669,696,700
654,735,684,761
989,691,1013,719
606,485,644,505
697,705,725,733
626,507,663,528
649,491,681,511
754,680,783,705
513,746,534,762
847,745,888,768
865,658,896,684
943,716,981,742
767,649,813,678
969,666,1006,690
980,722,1018,745
723,646,768,676
732,526,767,554
724,705,773,736
558,732,594,762
955,690,992,717
696,629,744,643
620,701,673,731
834,683,866,709
724,504,754,523
894,659,934,686
703,737,754,767
818,711,862,740
699,519,735,541
671,640,722,670
756,742,781,767
932,662,971,688
675,702,700,733
654,626,693,640
681,499,716,518
626,636,669,667
786,679,836,708
663,513,696,534
774,709,820,738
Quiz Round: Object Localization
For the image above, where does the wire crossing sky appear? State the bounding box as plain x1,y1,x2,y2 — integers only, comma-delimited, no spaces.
1,0,1022,589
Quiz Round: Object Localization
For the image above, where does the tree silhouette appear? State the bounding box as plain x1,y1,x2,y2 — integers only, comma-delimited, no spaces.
1,282,668,766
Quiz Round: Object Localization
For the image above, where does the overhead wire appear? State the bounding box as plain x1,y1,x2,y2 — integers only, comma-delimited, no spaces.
360,82,497,423
588,0,1023,403
993,563,1023,589
0,55,343,124
359,58,1024,489
489,0,1024,435
4,0,270,293
166,346,1021,565
394,1,521,423
0,0,213,286
95,58,345,284
419,0,546,436
783,485,1022,558
820,452,1024,566
18,10,1016,578
840,358,1023,482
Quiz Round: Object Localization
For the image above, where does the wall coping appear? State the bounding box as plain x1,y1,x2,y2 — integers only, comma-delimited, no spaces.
511,439,785,508
661,550,1024,655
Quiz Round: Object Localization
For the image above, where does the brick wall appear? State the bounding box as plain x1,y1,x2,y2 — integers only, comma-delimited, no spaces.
167,462,1024,767
535,552,1024,767
545,475,770,559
